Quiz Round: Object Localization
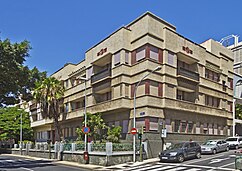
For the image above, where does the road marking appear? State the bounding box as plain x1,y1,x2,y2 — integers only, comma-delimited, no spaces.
122,164,152,170
148,165,174,171
134,164,163,171
220,162,235,168
185,153,228,164
166,167,186,171
209,157,230,164
185,169,201,171
20,167,34,171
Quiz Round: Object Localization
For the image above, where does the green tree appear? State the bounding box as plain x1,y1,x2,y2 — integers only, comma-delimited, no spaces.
236,104,242,119
76,112,107,143
0,38,46,106
107,126,122,143
0,107,33,142
33,77,64,142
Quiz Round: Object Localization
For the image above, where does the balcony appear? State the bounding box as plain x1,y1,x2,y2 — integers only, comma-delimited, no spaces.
177,67,199,82
93,81,111,93
31,118,53,128
91,69,111,84
163,98,231,118
89,97,131,114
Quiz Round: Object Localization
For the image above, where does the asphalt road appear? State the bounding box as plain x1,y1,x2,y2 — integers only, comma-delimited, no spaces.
0,155,89,171
104,149,240,171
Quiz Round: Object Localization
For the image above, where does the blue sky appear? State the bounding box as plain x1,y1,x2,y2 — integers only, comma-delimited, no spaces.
0,0,241,75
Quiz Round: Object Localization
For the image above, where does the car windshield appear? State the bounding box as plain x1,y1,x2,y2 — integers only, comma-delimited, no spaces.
168,143,184,150
203,141,217,146
226,138,238,141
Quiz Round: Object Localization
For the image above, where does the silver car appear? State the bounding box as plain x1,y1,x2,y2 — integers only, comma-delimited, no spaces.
201,140,229,154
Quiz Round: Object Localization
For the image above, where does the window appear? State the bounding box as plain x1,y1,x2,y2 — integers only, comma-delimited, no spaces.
65,80,69,89
125,51,129,64
122,120,129,133
205,95,219,108
181,121,187,133
187,122,193,133
168,52,174,65
65,103,69,113
114,51,121,66
228,102,233,112
174,120,180,132
228,78,233,89
150,46,159,61
136,46,146,61
87,67,93,79
125,84,129,97
205,69,219,82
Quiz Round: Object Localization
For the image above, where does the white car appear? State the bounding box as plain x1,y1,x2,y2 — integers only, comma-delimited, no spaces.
226,137,242,149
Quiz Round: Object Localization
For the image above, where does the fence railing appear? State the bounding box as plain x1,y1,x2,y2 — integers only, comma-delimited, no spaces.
13,142,135,153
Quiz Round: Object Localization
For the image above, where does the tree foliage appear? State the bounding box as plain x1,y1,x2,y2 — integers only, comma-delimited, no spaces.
236,104,242,119
0,38,46,106
76,112,107,142
107,126,122,143
33,77,64,142
0,107,33,142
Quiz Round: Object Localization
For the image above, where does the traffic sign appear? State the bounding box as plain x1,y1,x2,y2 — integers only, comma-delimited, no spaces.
82,127,90,134
130,128,137,135
161,128,167,138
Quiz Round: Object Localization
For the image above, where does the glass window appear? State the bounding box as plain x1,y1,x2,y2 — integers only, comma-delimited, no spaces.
87,67,93,79
181,122,187,133
114,52,121,66
168,52,174,65
150,46,159,61
187,122,193,133
136,46,146,61
174,120,180,132
125,51,129,64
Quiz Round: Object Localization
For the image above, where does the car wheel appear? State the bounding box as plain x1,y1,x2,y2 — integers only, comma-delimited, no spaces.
196,152,201,159
212,149,217,154
177,154,185,163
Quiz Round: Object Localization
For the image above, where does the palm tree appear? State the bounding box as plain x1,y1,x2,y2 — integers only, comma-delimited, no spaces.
33,77,64,142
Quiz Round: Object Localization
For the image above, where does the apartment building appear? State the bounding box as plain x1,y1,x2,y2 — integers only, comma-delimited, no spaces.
29,12,234,156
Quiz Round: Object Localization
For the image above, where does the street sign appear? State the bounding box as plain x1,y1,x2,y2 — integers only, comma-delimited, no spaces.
161,128,167,138
82,127,90,134
130,128,137,135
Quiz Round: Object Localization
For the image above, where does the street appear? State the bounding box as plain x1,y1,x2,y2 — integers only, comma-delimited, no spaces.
104,149,239,171
0,155,89,171
0,150,240,171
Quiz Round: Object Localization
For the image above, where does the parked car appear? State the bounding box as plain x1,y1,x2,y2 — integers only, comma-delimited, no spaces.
159,141,201,163
201,140,229,154
226,137,242,149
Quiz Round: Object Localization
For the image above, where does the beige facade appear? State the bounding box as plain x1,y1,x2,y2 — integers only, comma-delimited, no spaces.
30,12,233,144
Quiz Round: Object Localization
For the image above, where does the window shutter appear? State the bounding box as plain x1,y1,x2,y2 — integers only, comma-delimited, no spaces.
114,52,121,65
145,45,150,59
158,49,163,63
145,118,150,131
131,84,135,98
145,80,150,95
158,83,163,96
131,51,136,65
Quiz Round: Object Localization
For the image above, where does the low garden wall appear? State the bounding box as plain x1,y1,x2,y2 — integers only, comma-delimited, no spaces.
1,142,148,166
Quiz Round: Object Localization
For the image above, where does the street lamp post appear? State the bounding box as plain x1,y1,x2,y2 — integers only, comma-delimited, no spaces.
20,112,23,155
133,66,162,162
233,98,236,137
78,76,88,152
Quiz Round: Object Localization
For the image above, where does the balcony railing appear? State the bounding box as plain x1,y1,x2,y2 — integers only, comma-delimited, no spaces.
177,67,199,81
91,69,111,83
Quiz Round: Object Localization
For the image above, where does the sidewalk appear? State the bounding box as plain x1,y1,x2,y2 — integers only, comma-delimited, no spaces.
2,153,160,171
